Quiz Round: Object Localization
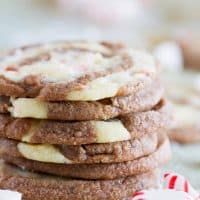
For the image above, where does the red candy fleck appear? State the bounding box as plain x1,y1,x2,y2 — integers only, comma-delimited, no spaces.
131,191,145,199
5,66,18,71
164,173,170,178
184,180,189,193
168,175,177,189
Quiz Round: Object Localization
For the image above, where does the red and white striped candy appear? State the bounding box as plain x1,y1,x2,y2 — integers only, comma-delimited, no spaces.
163,173,200,199
131,189,194,200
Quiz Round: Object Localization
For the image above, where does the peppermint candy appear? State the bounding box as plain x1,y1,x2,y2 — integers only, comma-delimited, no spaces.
131,172,200,200
131,189,194,200
163,173,200,199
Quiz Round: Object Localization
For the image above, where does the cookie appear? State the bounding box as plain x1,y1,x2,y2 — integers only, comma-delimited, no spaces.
7,79,163,121
0,133,157,164
0,162,159,200
0,100,170,145
168,100,200,144
0,41,157,101
0,133,171,180
163,71,200,107
163,71,200,143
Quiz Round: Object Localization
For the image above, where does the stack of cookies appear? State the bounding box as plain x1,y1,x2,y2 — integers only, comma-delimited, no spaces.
0,41,171,200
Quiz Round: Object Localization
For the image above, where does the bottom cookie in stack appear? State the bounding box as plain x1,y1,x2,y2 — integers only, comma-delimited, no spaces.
0,132,171,199
0,161,159,200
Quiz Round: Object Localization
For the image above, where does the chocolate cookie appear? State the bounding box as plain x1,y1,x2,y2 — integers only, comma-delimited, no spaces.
0,41,158,102
0,162,159,200
0,100,171,145
168,101,200,144
0,133,171,180
7,79,163,121
0,133,157,164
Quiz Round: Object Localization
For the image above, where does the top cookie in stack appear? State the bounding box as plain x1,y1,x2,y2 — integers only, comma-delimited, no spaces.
0,41,161,121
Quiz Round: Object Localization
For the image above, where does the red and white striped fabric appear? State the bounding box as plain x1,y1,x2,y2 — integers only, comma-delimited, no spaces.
131,172,200,200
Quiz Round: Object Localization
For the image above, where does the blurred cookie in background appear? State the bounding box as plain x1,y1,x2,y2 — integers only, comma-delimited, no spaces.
164,71,200,144
56,0,151,26
177,33,200,71
153,39,200,144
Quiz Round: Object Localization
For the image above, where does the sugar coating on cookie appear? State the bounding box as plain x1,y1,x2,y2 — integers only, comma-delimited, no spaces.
0,132,171,180
0,133,158,164
0,41,157,101
0,100,170,146
0,161,159,200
